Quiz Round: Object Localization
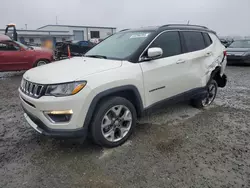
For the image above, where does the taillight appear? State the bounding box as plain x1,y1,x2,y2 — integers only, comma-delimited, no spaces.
223,50,227,56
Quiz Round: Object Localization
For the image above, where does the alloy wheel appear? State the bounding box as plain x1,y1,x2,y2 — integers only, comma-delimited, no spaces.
101,105,132,142
202,83,217,106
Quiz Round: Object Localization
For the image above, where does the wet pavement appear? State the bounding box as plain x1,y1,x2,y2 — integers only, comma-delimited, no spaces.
0,66,250,188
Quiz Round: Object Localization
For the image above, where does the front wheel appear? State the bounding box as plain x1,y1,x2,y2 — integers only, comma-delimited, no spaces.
91,97,137,148
191,80,218,108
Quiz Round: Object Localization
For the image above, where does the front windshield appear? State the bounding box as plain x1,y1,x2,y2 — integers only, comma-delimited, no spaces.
85,31,152,60
229,40,250,48
15,41,29,49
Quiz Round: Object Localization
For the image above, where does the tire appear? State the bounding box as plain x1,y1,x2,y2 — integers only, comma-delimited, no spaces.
34,60,48,67
191,79,218,108
91,97,137,148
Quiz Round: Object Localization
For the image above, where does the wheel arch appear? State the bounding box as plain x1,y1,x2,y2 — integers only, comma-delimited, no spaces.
33,58,51,67
83,85,144,130
210,66,227,87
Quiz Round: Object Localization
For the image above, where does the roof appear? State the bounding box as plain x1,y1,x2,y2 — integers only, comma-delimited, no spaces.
38,24,116,30
120,24,216,34
0,34,11,41
120,26,159,32
0,29,69,33
0,29,73,37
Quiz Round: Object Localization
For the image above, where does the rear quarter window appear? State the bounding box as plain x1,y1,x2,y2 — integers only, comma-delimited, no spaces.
183,31,206,52
203,33,213,47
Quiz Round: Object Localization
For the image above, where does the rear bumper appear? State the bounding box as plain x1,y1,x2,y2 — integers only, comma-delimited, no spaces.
23,106,88,138
227,56,250,64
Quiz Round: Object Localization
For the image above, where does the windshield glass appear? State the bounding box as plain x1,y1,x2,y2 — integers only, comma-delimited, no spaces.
85,31,152,60
15,41,29,49
229,40,250,48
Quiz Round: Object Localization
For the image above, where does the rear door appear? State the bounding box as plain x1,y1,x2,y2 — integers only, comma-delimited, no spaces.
181,31,214,88
0,41,29,71
140,31,193,107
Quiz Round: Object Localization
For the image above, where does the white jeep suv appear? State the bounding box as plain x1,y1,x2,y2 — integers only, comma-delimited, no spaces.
19,24,227,147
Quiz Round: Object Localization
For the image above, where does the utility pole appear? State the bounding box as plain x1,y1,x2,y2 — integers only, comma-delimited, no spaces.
56,16,58,25
187,20,190,25
25,24,27,30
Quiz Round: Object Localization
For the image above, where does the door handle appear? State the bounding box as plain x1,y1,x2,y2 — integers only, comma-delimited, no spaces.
176,59,186,64
205,52,212,57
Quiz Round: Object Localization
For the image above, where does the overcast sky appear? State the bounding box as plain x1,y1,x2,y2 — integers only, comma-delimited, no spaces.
1,0,250,36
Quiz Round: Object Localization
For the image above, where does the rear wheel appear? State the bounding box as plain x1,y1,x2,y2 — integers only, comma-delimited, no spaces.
192,80,218,108
91,97,137,148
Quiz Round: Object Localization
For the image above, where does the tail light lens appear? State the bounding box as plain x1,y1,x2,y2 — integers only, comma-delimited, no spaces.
223,50,227,56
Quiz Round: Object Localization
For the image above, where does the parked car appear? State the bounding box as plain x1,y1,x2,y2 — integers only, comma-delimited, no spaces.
226,39,250,65
220,38,234,48
19,24,227,147
0,34,53,71
54,40,95,59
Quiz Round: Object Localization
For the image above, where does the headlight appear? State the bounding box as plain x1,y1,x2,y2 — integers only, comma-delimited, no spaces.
45,81,87,96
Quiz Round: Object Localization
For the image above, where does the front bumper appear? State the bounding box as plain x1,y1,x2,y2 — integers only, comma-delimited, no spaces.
23,107,88,138
19,86,93,138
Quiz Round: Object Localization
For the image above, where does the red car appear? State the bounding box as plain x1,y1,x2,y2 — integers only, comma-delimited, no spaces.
0,34,53,72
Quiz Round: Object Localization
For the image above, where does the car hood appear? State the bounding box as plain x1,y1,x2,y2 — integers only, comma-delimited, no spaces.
23,57,122,84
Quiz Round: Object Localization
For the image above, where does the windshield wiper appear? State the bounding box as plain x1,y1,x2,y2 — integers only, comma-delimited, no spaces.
85,55,107,59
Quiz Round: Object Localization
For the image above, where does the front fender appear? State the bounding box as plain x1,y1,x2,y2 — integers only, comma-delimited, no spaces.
82,85,144,129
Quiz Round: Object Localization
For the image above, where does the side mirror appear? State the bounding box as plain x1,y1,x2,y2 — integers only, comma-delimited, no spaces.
147,47,163,59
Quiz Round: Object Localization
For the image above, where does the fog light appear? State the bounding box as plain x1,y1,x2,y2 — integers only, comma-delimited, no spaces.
47,110,73,115
44,110,73,123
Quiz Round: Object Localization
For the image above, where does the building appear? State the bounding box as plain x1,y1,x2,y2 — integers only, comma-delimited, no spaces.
38,25,116,41
0,24,116,45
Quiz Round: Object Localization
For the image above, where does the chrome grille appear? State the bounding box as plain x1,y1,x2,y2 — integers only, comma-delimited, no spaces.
20,79,45,98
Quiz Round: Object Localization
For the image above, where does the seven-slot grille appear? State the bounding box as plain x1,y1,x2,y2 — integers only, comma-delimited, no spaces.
20,79,46,98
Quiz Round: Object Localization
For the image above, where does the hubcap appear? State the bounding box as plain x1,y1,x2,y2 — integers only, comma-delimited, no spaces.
101,105,132,142
202,83,216,106
37,61,47,66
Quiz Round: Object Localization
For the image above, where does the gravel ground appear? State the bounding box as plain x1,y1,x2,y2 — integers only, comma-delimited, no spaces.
0,66,250,188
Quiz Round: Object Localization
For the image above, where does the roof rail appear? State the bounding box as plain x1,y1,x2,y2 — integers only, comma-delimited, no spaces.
119,29,130,32
160,24,208,29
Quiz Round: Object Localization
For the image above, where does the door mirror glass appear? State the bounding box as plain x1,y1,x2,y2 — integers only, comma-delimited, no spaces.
147,47,163,59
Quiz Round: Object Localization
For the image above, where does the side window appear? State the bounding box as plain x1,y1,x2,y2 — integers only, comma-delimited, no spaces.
0,43,8,51
203,33,213,47
149,31,182,58
0,42,19,51
183,31,206,52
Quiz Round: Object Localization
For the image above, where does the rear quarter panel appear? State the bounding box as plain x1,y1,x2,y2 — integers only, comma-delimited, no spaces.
202,33,226,85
